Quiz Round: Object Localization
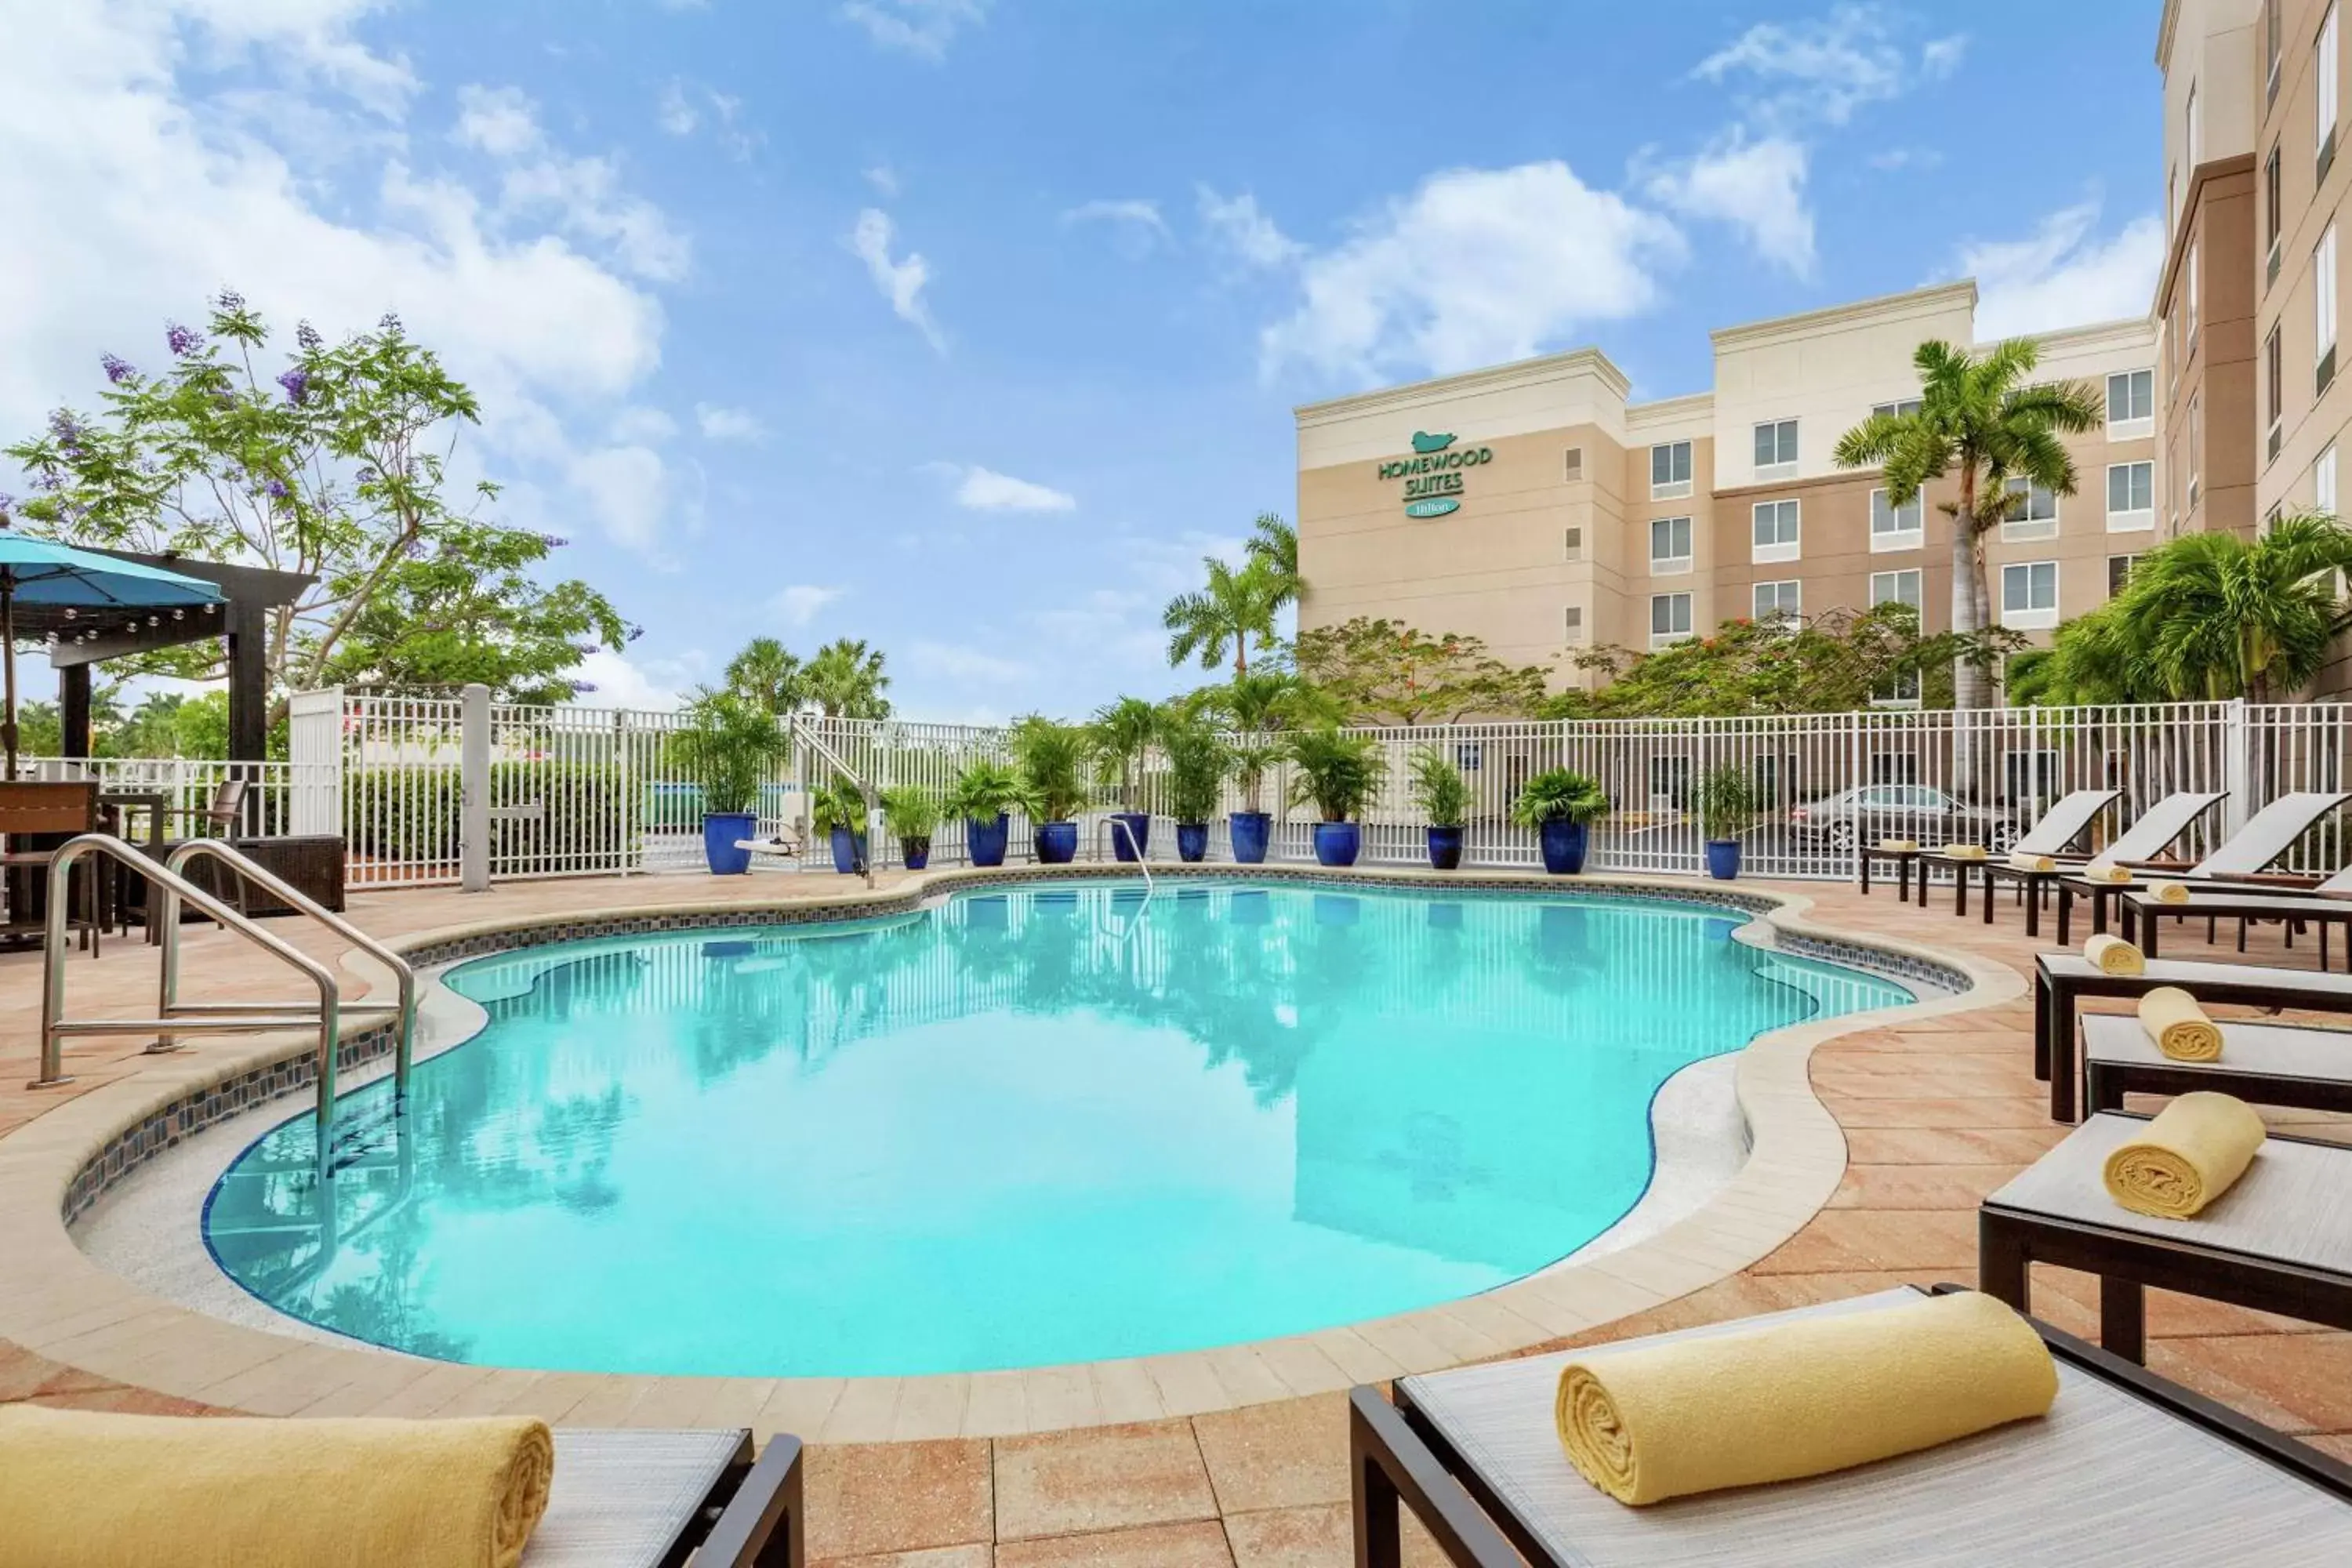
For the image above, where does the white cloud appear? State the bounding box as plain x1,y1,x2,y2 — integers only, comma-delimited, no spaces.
1641,134,1814,279
863,163,900,197
848,208,944,350
1955,199,2165,340
695,403,765,441
452,83,539,156
656,78,699,136
1062,198,1169,256
608,405,677,444
952,466,1075,513
1031,589,1160,666
1259,161,1682,382
568,444,676,551
840,0,985,60
909,640,1029,684
1868,147,1943,172
1196,186,1301,270
1692,5,1950,130
498,152,691,282
562,647,700,710
655,79,759,158
769,584,844,626
1921,34,1968,78
174,0,419,114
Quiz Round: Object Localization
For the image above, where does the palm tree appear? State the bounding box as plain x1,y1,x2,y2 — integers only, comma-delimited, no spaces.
2112,515,2352,701
1833,339,2103,711
803,637,891,719
1244,513,1302,611
724,636,805,716
1087,695,1162,811
1163,557,1281,677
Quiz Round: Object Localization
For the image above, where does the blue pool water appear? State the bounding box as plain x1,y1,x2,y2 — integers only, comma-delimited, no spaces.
202,882,1911,1377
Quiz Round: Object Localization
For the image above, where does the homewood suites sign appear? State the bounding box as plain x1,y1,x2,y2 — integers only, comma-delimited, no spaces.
1377,431,1491,518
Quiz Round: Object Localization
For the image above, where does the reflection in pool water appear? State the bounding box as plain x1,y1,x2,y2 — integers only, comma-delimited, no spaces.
202,882,1910,1376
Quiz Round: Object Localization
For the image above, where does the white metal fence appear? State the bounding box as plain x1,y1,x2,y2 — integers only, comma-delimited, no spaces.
71,693,2352,887
21,755,294,839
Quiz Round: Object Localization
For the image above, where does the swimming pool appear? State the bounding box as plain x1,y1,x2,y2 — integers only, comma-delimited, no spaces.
201,881,1911,1377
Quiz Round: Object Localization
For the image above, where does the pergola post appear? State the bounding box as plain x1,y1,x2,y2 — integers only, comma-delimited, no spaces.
227,599,269,764
59,664,90,761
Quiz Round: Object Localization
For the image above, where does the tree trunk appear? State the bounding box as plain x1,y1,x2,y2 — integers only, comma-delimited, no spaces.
1233,642,1248,680
1950,507,1984,710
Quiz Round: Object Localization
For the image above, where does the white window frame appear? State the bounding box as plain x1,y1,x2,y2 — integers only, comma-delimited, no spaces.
2318,225,2339,370
1751,579,1801,625
1751,498,1801,564
1649,591,1693,649
2106,461,2154,532
2186,241,2200,348
2188,394,2203,504
2322,5,2341,165
2187,80,2201,172
1869,568,1923,612
1751,418,1798,481
2106,369,2154,438
1563,604,1584,642
2107,554,2139,599
2000,477,2060,541
1869,486,1923,552
2320,443,2340,515
1563,526,1584,562
2000,561,2060,630
1871,397,1922,423
1649,440,1693,500
1648,514,1693,575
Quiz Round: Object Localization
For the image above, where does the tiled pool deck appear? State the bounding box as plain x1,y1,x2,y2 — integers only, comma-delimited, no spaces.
3,864,2348,1566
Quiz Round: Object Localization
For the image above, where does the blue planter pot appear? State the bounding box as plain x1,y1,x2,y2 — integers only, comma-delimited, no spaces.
1706,839,1743,880
701,811,757,875
1176,822,1210,862
829,826,866,875
1035,821,1079,864
1538,819,1590,875
1229,811,1272,864
1313,821,1361,867
1109,811,1152,862
900,836,931,872
1426,824,1464,870
966,814,1009,868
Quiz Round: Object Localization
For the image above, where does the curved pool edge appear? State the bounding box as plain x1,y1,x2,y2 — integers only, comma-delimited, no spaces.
5,866,2024,1440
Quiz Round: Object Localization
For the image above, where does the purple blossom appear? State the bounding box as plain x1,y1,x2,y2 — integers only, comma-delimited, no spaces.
296,320,323,350
626,624,644,644
101,354,137,385
570,642,599,659
264,478,291,501
165,321,202,357
213,289,245,313
276,367,310,405
568,681,599,695
378,310,404,335
537,532,571,549
47,411,83,453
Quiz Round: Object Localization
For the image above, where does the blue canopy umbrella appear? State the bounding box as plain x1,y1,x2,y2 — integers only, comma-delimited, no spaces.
0,531,227,778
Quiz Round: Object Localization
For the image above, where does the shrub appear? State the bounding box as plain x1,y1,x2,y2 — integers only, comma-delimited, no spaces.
1407,746,1472,828
1283,728,1388,822
1509,769,1610,829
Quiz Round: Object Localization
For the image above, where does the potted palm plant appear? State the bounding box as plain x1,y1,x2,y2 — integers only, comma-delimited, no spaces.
1089,695,1161,862
1229,742,1279,864
881,784,940,870
944,757,1025,867
1162,717,1231,863
1011,716,1090,864
1285,728,1388,867
1511,768,1610,875
1408,746,1472,870
667,688,792,875
809,775,869,874
1693,764,1759,880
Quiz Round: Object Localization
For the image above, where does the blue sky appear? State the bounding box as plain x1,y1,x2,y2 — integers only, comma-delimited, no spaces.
1,1,2164,721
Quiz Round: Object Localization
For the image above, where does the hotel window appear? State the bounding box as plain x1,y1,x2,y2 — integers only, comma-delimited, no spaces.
1563,606,1584,642
1649,591,1693,648
2169,166,2180,233
2270,0,2285,103
1563,446,1584,481
1650,515,1693,572
2187,81,2200,172
1871,397,1922,421
2107,554,2140,599
1752,580,1801,624
2323,5,2341,173
1563,526,1584,561
2001,477,2059,540
1752,418,1798,480
2187,241,2200,347
2107,462,2154,531
2321,444,2340,516
2188,395,2202,504
2106,369,2153,437
2268,327,2285,462
1869,569,1922,612
1650,440,1693,499
2321,225,2341,393
2001,561,2060,629
2266,146,2283,288
1870,486,1923,550
1751,498,1801,563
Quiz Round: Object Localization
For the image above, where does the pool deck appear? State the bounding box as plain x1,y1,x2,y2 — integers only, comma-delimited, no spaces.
4,864,2350,1566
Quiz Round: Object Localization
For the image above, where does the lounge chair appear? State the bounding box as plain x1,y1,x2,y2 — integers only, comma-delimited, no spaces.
2056,790,2350,946
2033,951,2352,1120
1348,1285,2352,1566
2080,1013,2352,1116
532,1428,802,1566
1890,788,2118,921
1981,1113,2352,1365
2121,863,2352,964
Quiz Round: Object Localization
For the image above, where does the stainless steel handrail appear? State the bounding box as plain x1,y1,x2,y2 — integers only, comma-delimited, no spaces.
790,716,878,889
159,839,417,1103
36,834,346,1134
1102,815,1155,900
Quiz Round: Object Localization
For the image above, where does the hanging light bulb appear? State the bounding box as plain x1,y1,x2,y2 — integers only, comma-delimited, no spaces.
61,608,76,621
147,615,160,626
172,608,185,621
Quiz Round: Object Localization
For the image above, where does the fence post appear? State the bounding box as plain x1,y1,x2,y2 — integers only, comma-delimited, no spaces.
460,682,491,892
2223,698,2251,838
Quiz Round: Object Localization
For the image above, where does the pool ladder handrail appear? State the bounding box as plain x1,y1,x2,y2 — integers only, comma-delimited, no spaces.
1095,815,1153,941
789,715,877,889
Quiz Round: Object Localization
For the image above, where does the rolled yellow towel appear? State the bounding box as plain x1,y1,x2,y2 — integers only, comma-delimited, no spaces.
0,1406,554,1568
1877,838,1918,853
2102,1091,2267,1218
2082,859,2132,884
2137,985,2223,1062
2145,880,2191,905
2008,851,2055,873
1941,842,1987,861
1552,1290,2056,1506
2084,933,2145,975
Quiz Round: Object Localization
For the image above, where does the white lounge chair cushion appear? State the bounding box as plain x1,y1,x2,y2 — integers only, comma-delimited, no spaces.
528,1430,744,1568
2081,1014,2352,1085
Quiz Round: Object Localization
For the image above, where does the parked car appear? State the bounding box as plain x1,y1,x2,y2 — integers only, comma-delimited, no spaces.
1787,783,2026,852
